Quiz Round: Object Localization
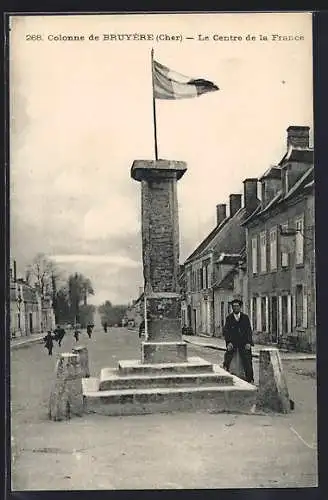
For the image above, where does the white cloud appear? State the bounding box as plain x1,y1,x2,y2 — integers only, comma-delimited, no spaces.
52,254,139,267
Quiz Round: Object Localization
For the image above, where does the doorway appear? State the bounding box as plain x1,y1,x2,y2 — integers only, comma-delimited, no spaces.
270,296,278,343
29,313,33,334
193,309,197,335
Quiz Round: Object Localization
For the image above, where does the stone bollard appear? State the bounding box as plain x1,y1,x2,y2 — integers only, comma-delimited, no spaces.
72,345,90,378
257,348,292,413
48,353,84,421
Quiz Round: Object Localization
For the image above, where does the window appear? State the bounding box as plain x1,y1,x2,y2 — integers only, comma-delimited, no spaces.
280,222,289,268
260,231,267,273
251,237,258,274
295,216,304,265
261,297,267,332
281,295,288,334
296,285,303,327
199,268,203,290
203,263,210,289
187,271,191,292
269,228,277,271
252,296,257,330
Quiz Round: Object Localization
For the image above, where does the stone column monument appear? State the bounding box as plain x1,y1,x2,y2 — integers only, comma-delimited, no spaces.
131,159,187,364
81,158,257,416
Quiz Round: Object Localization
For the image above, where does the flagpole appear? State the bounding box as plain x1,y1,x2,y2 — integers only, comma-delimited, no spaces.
151,48,159,160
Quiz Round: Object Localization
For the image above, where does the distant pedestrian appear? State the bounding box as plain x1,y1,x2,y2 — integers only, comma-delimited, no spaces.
86,323,94,338
54,325,66,346
222,299,254,383
103,322,108,333
43,331,54,356
139,313,150,339
74,328,80,342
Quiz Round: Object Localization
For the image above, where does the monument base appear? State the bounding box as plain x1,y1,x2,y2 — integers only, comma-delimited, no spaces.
141,341,187,363
82,356,257,416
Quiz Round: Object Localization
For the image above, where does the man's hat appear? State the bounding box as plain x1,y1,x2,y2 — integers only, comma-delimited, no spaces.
231,298,242,306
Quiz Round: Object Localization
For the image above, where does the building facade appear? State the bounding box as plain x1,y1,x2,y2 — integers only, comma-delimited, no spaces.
10,261,55,338
243,126,315,352
183,180,259,336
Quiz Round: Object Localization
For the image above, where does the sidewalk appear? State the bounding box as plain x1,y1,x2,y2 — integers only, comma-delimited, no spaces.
182,334,316,361
11,333,45,350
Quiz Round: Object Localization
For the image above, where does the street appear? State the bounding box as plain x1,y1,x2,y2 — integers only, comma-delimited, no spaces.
11,327,317,490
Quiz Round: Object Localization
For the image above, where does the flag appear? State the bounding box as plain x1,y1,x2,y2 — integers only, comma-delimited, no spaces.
153,59,219,100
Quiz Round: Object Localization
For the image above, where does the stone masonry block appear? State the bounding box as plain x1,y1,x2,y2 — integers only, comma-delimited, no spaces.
72,345,90,378
142,342,188,364
48,353,84,421
256,348,291,413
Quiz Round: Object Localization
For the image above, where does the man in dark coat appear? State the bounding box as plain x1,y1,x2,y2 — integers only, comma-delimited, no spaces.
43,331,54,356
223,299,254,383
86,323,94,338
54,325,65,346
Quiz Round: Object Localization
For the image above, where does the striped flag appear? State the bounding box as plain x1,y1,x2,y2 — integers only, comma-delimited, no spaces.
153,59,219,100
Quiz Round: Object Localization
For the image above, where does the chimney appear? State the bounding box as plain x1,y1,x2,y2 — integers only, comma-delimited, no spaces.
243,178,258,213
229,194,242,217
216,204,227,226
287,126,310,149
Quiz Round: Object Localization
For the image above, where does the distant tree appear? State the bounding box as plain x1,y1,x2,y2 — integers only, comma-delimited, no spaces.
56,286,71,324
98,301,127,327
27,253,61,298
80,304,96,328
68,272,95,325
27,253,62,324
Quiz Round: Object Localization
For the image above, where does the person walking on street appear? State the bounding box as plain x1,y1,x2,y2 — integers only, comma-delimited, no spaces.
103,321,108,333
43,331,54,356
222,299,254,383
74,328,80,342
86,323,94,338
54,325,66,347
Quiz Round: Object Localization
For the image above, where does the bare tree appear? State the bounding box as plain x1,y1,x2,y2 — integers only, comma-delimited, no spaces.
26,253,58,298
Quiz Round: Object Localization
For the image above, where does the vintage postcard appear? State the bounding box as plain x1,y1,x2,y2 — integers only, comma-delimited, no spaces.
8,12,316,490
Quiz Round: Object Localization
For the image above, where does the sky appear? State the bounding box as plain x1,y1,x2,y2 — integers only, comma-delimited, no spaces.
9,12,313,305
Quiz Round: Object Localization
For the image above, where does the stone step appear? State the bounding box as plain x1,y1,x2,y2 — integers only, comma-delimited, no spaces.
118,356,214,375
82,373,257,416
99,367,234,391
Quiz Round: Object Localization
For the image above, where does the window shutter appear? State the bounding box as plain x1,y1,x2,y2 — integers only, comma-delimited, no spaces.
295,216,304,265
260,232,267,272
250,298,253,329
252,238,257,274
292,294,296,328
256,296,262,332
278,295,283,337
287,294,292,333
265,296,269,333
303,291,308,328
